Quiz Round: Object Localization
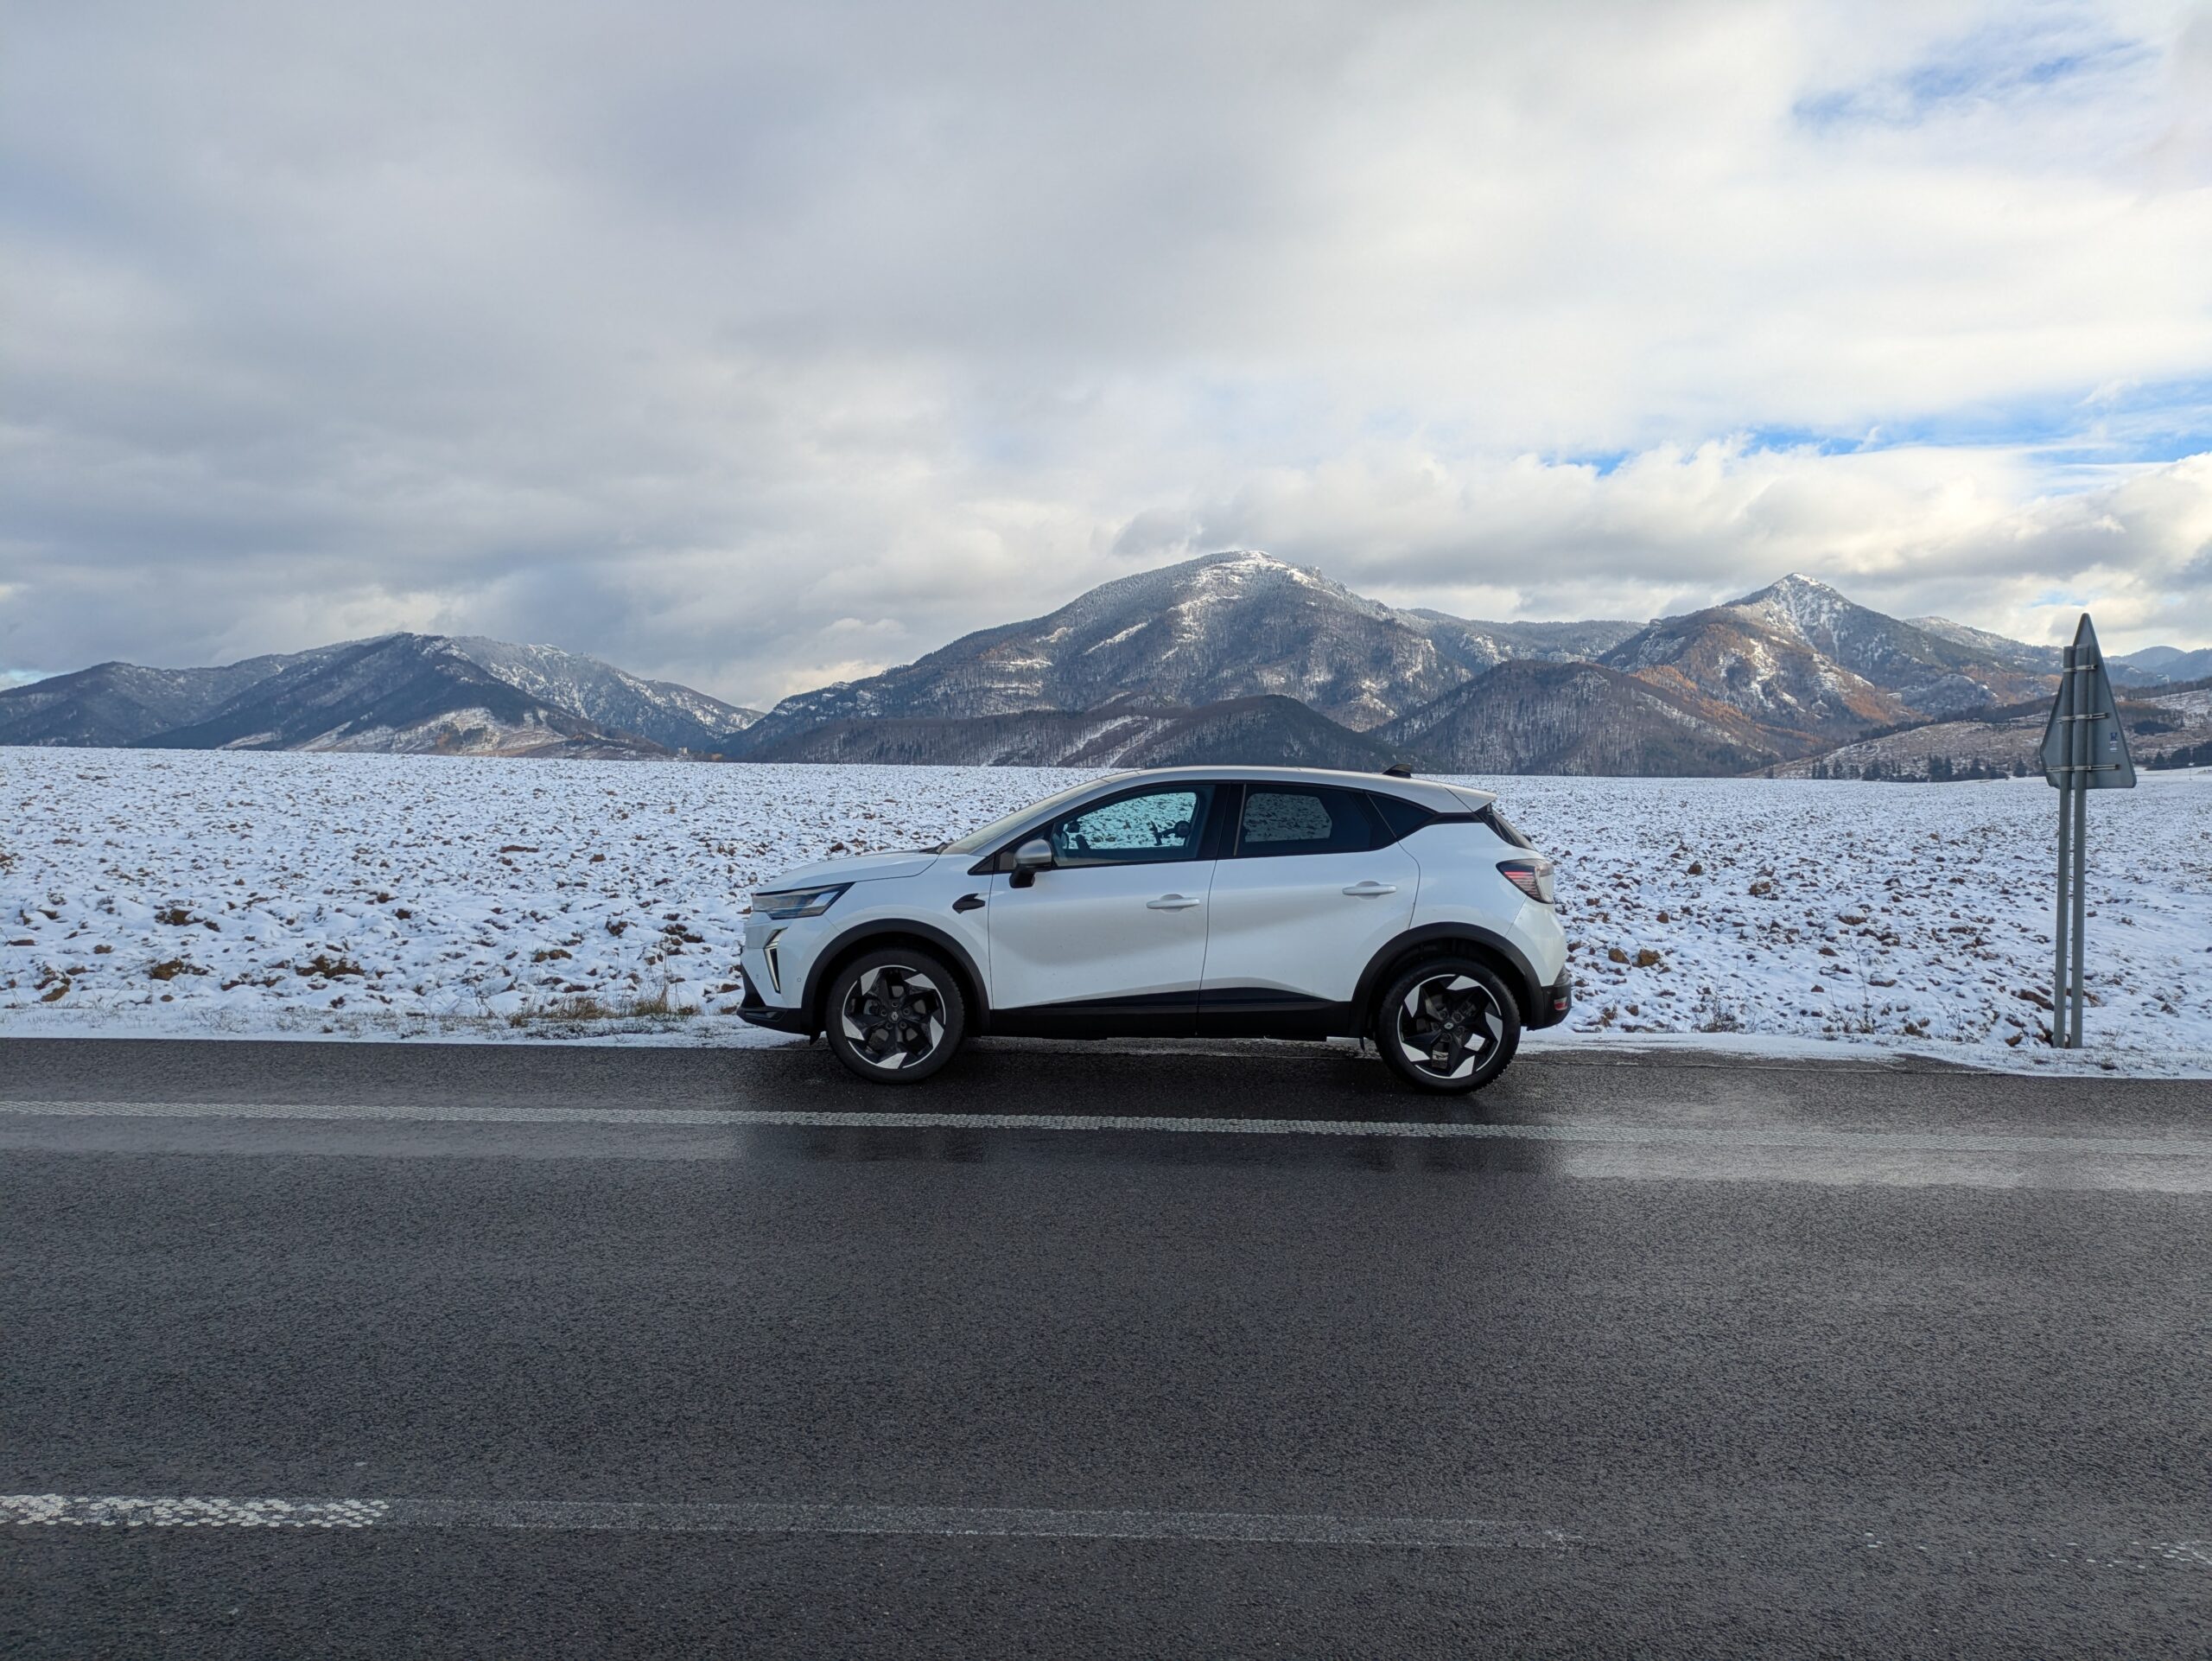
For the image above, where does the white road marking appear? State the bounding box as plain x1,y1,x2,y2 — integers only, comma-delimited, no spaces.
1,1495,387,1529
2,1097,2209,1160
0,1493,1569,1548
11,1493,2206,1568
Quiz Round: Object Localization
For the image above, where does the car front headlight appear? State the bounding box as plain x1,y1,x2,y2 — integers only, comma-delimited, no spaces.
750,883,851,920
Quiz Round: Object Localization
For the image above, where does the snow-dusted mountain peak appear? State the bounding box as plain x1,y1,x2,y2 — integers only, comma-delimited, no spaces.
1729,572,1853,632
754,545,1492,735
1185,548,1316,584
440,635,762,748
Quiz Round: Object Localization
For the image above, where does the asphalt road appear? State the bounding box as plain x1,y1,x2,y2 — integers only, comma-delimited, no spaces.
4,1035,2209,1658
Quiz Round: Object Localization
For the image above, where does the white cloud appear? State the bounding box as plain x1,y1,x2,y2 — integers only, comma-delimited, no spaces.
3,0,2210,703
1142,441,2212,644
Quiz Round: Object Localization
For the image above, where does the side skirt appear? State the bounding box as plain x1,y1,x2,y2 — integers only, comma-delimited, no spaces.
1195,990,1357,1041
988,992,1198,1041
983,990,1360,1044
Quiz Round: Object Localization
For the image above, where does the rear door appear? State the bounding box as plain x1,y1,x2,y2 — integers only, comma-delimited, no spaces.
985,782,1218,1034
1198,784,1417,1025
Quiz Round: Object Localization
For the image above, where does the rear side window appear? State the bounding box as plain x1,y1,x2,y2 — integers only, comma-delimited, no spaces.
1233,786,1381,857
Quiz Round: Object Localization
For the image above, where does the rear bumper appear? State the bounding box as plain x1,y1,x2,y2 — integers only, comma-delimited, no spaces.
1526,970,1573,1030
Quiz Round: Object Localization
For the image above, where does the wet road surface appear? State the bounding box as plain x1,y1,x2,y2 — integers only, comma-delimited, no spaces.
3,1035,2209,1657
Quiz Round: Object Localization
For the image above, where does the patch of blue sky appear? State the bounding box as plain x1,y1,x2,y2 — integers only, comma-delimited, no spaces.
2054,430,2212,467
1715,379,2212,468
1892,381,2212,461
1548,449,1634,476
1736,425,1861,457
1794,22,2151,132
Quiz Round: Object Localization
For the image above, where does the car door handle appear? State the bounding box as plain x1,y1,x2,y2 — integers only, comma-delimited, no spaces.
1342,881,1399,896
1146,894,1203,910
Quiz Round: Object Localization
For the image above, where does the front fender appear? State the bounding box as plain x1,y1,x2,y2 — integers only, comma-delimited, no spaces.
798,917,992,1033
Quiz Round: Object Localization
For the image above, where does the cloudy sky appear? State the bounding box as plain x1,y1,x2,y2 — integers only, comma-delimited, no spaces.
5,0,2209,706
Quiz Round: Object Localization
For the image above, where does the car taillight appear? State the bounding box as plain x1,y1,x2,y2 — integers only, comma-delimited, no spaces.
1497,856,1555,905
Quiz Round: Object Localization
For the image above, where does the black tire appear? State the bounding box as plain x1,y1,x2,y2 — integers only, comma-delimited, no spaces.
822,946,967,1085
1373,956,1522,1094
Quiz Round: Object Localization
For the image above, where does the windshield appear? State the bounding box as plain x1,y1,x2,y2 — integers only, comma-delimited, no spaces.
938,775,1122,855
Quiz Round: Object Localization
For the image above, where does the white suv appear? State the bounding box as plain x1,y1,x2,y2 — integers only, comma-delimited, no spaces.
739,766,1572,1093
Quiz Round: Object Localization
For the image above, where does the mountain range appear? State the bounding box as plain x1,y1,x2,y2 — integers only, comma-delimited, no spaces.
726,551,2196,773
4,550,2206,775
0,633,762,759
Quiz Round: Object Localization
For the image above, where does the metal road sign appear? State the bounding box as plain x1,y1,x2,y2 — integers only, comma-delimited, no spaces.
2043,614,2135,1049
2041,614,2135,789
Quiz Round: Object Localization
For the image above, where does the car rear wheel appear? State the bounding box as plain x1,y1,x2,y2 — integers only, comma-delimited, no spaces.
1374,957,1521,1094
823,947,967,1085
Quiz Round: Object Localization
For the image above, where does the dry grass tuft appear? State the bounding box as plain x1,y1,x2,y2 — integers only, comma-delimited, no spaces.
506,984,697,1026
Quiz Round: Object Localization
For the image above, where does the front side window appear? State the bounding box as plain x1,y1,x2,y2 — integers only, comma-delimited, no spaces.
1049,786,1211,867
1234,786,1379,857
942,777,1119,855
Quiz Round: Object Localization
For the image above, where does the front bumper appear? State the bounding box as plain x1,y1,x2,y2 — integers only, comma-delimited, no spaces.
741,908,826,1020
737,976,812,1034
1527,970,1573,1029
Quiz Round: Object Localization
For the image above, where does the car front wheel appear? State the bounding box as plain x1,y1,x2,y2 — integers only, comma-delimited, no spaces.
1374,957,1521,1093
823,947,967,1085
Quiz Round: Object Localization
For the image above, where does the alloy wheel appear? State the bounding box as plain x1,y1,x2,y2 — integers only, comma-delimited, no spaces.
1394,971,1505,1083
838,964,946,1071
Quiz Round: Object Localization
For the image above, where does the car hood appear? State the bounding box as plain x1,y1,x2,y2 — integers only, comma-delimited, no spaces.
755,850,945,892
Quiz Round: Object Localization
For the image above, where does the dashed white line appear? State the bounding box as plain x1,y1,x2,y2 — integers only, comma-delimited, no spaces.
12,1494,2207,1569
2,1495,388,1529
2,1098,2209,1159
0,1493,1571,1548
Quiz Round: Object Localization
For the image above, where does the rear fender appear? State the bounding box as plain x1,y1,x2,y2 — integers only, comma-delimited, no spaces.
1352,924,1541,1028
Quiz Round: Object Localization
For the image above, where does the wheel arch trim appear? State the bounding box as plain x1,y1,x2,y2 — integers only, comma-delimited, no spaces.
1352,924,1541,1028
800,920,991,1034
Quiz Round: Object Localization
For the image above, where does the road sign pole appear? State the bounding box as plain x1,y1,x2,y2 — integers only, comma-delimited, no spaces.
2052,645,2074,1047
2061,703,2079,1053
2039,614,2137,1049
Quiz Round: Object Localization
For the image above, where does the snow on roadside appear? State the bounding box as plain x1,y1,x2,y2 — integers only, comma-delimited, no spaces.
0,749,1085,1045
3,748,2208,1071
1483,768,2212,1074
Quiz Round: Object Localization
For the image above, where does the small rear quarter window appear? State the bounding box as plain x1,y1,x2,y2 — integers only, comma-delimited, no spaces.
1478,805,1535,849
1367,792,1438,842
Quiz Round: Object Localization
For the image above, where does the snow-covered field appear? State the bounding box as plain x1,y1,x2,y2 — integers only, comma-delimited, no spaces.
4,748,2209,1072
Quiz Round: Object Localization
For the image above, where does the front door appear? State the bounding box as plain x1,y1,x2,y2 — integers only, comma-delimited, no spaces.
986,783,1217,1034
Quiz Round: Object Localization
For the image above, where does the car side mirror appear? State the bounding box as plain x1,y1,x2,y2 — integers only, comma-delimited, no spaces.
1009,837,1053,888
